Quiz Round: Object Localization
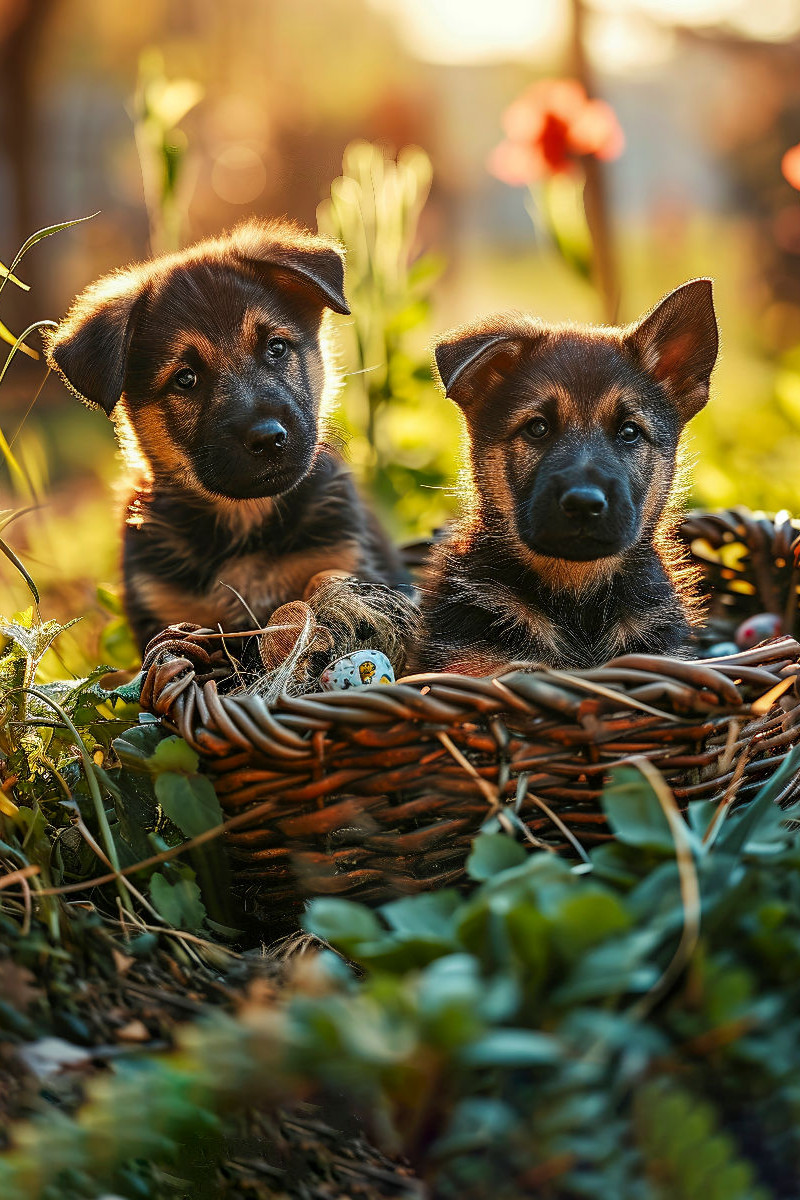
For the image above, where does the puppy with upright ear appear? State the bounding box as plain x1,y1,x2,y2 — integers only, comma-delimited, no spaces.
47,219,405,652
416,279,719,674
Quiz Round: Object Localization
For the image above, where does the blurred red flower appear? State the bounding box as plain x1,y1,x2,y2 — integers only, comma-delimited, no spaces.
782,143,800,191
488,79,625,186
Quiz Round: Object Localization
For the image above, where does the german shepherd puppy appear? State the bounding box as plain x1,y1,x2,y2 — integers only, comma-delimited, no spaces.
46,220,404,652
418,279,718,674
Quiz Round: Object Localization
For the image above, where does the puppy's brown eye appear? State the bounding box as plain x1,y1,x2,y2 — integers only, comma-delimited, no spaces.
524,417,549,441
618,421,641,443
267,337,288,359
174,368,197,390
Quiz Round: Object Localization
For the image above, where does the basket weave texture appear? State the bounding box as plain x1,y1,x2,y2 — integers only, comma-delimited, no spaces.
139,508,800,910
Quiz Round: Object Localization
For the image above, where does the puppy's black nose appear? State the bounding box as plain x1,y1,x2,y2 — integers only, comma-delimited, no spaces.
559,486,607,519
246,418,288,456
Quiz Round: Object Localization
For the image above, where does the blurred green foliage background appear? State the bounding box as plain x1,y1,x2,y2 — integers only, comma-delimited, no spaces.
2,0,800,675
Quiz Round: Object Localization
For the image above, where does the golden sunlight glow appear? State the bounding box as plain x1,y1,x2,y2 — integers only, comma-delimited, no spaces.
586,10,674,74
368,0,569,64
370,0,800,66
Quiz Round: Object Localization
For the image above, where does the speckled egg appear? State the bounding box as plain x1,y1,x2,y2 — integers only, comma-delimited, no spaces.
320,649,395,691
734,612,783,650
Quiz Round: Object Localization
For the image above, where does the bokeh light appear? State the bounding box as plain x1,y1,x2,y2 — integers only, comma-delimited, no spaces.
210,145,268,205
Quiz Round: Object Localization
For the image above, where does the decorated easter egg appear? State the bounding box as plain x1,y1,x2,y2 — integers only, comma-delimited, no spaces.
320,649,395,691
734,612,783,650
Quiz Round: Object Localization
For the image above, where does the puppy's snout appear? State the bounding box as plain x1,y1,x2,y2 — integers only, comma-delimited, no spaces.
559,485,608,520
246,417,288,457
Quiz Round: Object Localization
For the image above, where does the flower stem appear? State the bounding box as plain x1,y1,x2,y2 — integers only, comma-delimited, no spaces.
570,0,620,323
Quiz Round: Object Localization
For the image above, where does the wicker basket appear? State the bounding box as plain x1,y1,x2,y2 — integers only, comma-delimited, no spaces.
139,508,800,913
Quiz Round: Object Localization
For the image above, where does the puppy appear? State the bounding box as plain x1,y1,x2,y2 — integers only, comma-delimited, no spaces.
418,279,718,674
46,220,405,652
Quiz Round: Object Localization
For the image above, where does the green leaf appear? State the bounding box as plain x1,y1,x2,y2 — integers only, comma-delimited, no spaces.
354,935,456,972
433,1098,516,1156
0,617,80,681
714,745,800,857
467,832,527,881
549,889,632,960
112,770,162,861
303,898,384,949
602,765,676,852
460,1029,561,1067
417,954,482,1015
113,723,173,769
503,902,550,986
148,735,199,775
688,800,718,840
589,841,645,888
110,672,144,704
380,890,460,939
96,583,124,615
154,772,223,839
553,930,661,1004
454,895,493,960
149,872,206,930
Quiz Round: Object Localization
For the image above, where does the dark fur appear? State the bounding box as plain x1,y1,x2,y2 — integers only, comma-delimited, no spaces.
46,220,404,651
418,279,719,674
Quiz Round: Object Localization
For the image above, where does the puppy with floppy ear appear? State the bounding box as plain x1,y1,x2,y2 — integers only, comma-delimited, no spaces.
47,219,405,652
417,279,719,674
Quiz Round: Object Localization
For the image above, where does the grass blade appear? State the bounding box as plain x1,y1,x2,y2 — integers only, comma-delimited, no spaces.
0,535,39,603
0,316,38,359
0,261,28,290
0,506,38,535
22,687,128,912
0,425,32,495
0,213,98,306
0,320,57,387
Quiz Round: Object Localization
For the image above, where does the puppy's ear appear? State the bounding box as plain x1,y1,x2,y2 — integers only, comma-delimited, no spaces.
231,221,350,316
434,323,535,407
626,279,718,421
46,271,147,415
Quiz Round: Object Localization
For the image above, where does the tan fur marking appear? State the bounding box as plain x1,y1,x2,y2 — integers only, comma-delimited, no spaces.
165,330,219,365
523,550,624,594
152,364,178,393
590,382,634,426
239,307,294,352
477,445,517,524
438,650,511,677
639,343,661,375
605,608,669,660
116,403,191,480
240,307,263,350
316,311,344,427
641,457,672,529
552,382,579,423
212,497,274,538
131,541,363,632
492,589,562,658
